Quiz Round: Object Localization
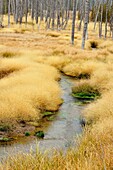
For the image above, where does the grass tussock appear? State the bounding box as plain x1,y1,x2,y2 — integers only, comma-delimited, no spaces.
84,90,113,122
0,50,20,58
14,28,29,34
34,56,71,70
0,58,61,125
89,40,98,49
52,49,66,56
72,80,100,99
62,60,99,78
0,58,24,78
46,32,60,37
45,56,71,70
107,46,113,54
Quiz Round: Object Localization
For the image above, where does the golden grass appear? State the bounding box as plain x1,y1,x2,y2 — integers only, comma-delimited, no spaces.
0,51,17,58
46,32,61,37
0,58,61,124
2,129,113,170
0,50,20,58
0,15,113,169
62,60,100,78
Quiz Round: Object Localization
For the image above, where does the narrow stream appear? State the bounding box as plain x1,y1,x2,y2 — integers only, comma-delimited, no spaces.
0,76,84,161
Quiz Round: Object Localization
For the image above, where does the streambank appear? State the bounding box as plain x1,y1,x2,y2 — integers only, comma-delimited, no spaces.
0,75,84,161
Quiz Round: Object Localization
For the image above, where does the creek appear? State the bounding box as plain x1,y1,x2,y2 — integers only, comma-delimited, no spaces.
0,76,84,161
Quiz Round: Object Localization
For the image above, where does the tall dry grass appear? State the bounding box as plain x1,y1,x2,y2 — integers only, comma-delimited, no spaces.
0,17,113,169
0,58,61,125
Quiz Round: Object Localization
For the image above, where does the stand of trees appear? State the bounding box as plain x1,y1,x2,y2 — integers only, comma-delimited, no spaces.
0,0,113,48
0,0,73,29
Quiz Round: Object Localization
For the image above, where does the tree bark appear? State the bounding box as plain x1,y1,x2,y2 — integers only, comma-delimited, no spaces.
81,0,90,49
71,0,76,45
8,0,10,27
0,0,3,27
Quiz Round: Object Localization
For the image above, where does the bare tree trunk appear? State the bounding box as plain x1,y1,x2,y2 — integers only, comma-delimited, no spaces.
71,0,76,44
8,0,11,27
25,0,28,27
16,0,20,24
111,0,113,39
61,0,65,28
94,0,102,30
35,0,39,24
40,0,44,21
105,0,108,38
100,2,103,38
45,0,51,29
0,0,3,27
20,0,25,25
12,0,16,22
31,0,35,29
78,0,84,31
52,0,56,30
81,0,90,49
57,0,60,30
45,0,49,23
63,0,70,29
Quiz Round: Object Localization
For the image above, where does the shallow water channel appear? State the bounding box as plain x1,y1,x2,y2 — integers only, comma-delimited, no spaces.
0,76,84,161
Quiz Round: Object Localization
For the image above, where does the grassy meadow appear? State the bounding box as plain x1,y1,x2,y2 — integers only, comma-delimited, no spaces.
0,16,113,169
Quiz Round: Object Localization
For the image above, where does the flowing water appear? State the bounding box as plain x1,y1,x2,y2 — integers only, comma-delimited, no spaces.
0,76,84,161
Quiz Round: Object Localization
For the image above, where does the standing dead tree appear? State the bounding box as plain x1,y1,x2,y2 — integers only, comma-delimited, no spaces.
0,0,3,27
81,0,90,49
71,0,77,44
1,0,113,49
110,0,113,39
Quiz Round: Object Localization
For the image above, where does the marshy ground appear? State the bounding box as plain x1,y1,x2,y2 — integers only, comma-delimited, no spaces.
0,18,113,169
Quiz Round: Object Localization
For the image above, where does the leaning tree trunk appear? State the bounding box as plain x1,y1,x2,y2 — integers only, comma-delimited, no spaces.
81,0,90,49
71,0,77,45
94,0,102,30
65,0,70,21
78,0,84,31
